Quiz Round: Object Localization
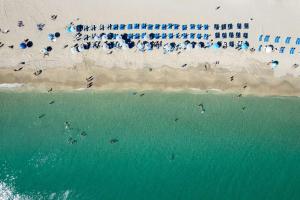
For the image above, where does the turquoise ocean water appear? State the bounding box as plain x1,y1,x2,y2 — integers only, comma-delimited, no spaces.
0,92,300,200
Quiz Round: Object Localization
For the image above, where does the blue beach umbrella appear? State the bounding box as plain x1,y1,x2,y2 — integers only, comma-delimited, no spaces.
241,42,249,49
19,42,27,49
212,42,221,49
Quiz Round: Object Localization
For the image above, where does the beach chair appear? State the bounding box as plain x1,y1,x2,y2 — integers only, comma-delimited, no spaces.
196,24,202,30
175,33,181,39
244,23,249,29
190,33,195,39
290,47,295,55
196,33,202,39
182,25,188,31
257,45,262,52
229,32,234,38
229,41,234,47
83,25,89,31
162,24,167,30
296,38,300,45
285,37,291,44
141,33,147,39
214,24,220,30
221,24,226,30
203,24,209,30
107,24,112,30
161,33,167,39
127,33,133,39
237,23,242,29
141,23,147,30
174,24,180,30
154,33,160,39
243,33,248,39
274,36,280,43
236,32,241,38
168,33,174,39
120,24,125,30
154,24,160,30
279,47,285,53
264,35,270,42
127,24,133,30
168,23,173,30
258,34,263,42
134,23,140,29
99,24,105,31
113,24,118,30
222,32,227,39
182,33,188,39
228,24,233,30
203,34,209,40
190,24,196,30
90,25,97,31
148,24,153,30
215,32,220,39
134,33,140,39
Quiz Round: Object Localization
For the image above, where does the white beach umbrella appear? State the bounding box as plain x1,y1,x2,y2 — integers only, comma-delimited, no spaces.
70,47,77,54
94,35,100,41
145,43,152,51
40,48,47,54
102,43,109,51
186,43,193,50
116,35,123,42
101,34,108,41
77,46,84,52
137,43,144,51
265,45,273,53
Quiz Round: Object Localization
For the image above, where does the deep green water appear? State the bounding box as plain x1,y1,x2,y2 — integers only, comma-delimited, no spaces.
0,92,300,200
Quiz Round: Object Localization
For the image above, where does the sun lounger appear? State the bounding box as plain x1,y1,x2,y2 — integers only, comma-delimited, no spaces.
175,33,181,39
161,24,167,30
258,45,262,52
229,41,235,47
141,23,147,29
120,24,125,30
203,24,209,30
113,24,118,30
141,33,147,39
285,37,291,44
243,33,248,39
190,33,195,39
228,24,233,30
215,32,220,38
264,35,270,42
168,33,174,39
196,33,202,39
168,23,173,30
134,23,140,29
190,24,195,30
83,25,89,31
90,25,97,31
161,33,167,39
279,47,285,53
214,24,220,30
83,34,90,41
236,32,241,38
237,23,242,29
107,24,112,30
154,24,160,30
182,33,188,39
290,47,295,55
182,25,187,31
258,34,263,41
221,24,226,30
154,33,160,39
274,36,280,43
228,32,234,38
112,34,117,39
174,24,180,30
127,24,133,30
148,24,153,30
296,38,300,45
222,32,227,39
127,33,133,39
203,34,209,40
196,24,202,30
134,33,140,39
244,23,249,29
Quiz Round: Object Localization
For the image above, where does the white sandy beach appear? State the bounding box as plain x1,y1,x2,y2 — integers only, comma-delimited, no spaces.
0,0,300,95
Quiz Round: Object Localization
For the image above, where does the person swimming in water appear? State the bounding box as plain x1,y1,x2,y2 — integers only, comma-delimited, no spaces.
198,103,206,113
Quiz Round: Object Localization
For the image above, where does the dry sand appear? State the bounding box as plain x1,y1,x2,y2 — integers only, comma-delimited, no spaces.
0,0,300,96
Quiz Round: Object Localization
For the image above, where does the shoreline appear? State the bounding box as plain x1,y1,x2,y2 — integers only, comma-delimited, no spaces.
1,65,299,97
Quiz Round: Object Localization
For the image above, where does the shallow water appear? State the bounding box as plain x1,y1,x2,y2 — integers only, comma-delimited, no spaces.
0,92,300,200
